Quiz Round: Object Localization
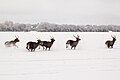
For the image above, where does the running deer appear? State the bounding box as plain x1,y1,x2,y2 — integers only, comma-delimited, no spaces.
66,35,81,49
39,37,55,51
26,39,41,52
105,35,116,48
4,36,20,48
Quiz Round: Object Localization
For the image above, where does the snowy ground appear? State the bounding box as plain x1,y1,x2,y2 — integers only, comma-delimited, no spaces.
0,32,120,80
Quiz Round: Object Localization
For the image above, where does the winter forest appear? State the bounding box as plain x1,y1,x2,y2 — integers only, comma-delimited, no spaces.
0,21,120,32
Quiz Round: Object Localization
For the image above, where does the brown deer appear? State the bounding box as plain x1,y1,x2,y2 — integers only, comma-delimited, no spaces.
26,39,41,52
105,35,116,48
4,36,20,48
39,37,55,51
66,35,81,49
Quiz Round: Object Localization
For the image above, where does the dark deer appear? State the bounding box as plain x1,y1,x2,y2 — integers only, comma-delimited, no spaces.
4,36,20,48
105,35,116,48
26,40,41,52
66,35,81,49
39,37,55,51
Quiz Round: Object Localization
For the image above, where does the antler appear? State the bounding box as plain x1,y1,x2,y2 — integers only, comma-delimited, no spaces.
114,35,116,38
111,35,116,38
36,37,40,40
50,36,54,39
50,36,52,39
73,35,77,38
73,35,79,38
111,35,113,38
15,35,19,38
111,35,116,39
17,35,19,38
77,35,79,38
34,35,40,40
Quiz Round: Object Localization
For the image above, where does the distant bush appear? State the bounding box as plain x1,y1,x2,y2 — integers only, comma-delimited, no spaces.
0,21,120,32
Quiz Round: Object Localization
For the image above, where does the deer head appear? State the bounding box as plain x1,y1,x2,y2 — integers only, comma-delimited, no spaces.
111,35,116,42
14,35,20,42
73,35,81,41
50,36,55,42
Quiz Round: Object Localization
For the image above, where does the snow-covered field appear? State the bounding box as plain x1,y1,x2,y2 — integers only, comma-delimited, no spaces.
0,32,120,80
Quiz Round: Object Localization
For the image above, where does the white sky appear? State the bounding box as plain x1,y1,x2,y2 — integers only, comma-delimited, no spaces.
0,0,120,25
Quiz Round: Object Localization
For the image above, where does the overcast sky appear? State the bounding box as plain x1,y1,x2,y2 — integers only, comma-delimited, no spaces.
0,0,120,25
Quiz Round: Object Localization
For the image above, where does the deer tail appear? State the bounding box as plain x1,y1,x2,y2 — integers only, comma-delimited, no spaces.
66,40,70,48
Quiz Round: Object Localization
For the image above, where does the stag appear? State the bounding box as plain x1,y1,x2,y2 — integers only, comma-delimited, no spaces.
105,35,116,48
26,39,41,52
66,35,81,49
4,36,20,48
39,37,55,51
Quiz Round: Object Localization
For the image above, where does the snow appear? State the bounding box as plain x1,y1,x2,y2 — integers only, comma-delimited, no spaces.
0,32,120,80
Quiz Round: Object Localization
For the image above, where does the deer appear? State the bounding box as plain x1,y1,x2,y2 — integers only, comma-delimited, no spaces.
26,39,41,52
105,35,116,48
39,37,55,51
66,35,81,49
4,36,20,48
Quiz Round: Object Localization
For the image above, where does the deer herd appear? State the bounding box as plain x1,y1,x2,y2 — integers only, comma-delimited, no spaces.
4,34,117,52
26,37,55,51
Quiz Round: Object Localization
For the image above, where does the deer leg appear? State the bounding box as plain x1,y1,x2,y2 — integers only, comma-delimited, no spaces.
15,45,18,48
111,46,113,48
28,49,30,51
45,47,47,50
28,47,31,51
74,47,76,50
32,49,35,52
38,45,40,49
49,48,50,51
33,49,35,51
30,49,32,52
71,46,73,49
27,47,29,51
43,46,45,50
66,44,68,48
26,45,29,50
26,46,28,50
107,45,110,48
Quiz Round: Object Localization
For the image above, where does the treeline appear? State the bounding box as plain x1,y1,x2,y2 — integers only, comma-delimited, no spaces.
0,21,120,32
